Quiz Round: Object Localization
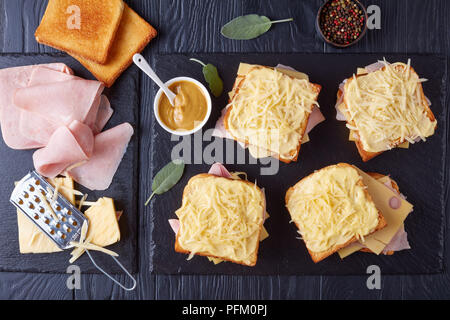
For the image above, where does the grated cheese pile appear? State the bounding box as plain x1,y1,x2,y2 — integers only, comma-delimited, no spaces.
226,67,320,160
175,175,265,265
286,165,380,253
342,61,436,152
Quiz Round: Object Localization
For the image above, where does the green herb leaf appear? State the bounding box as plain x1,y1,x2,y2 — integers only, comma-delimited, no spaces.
145,159,185,206
221,14,293,40
190,58,223,98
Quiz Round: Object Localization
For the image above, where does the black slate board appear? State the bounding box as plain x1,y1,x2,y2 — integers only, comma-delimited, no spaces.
150,53,447,275
0,53,139,274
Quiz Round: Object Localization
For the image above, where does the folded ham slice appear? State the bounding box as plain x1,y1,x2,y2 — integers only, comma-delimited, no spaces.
68,123,134,190
33,121,94,178
92,95,114,134
0,63,73,149
14,79,104,129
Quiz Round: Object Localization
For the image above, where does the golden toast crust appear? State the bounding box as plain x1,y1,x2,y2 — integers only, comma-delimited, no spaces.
35,0,125,64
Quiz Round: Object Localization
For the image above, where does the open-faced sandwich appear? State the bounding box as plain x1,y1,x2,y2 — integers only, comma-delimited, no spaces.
168,163,269,266
213,63,323,163
336,59,437,161
285,163,413,263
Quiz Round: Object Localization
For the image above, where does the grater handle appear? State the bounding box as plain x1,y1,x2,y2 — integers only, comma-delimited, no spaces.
85,250,137,291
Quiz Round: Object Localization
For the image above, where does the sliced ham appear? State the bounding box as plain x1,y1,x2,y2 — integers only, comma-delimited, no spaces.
92,95,114,134
28,66,79,85
168,219,180,234
208,162,233,178
305,106,325,134
33,121,94,178
382,225,410,253
68,123,134,190
0,63,72,149
14,79,104,129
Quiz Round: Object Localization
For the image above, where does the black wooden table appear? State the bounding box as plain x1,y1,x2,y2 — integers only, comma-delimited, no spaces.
0,0,449,300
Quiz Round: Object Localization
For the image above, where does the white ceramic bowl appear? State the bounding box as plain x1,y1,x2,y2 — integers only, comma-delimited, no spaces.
153,76,212,136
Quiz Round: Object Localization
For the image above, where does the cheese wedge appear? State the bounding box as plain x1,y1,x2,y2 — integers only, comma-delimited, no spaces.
84,197,120,247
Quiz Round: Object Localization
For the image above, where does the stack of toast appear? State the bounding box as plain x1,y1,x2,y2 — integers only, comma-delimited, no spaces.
35,0,157,87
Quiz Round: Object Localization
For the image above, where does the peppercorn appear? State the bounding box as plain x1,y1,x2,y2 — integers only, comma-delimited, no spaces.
319,0,365,46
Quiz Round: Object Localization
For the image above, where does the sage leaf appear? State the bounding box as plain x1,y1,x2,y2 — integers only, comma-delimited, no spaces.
190,58,223,97
221,14,293,40
145,159,185,206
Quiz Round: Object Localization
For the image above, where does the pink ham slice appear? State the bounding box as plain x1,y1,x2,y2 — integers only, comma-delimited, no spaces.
18,68,109,144
68,123,134,190
14,79,104,129
208,162,233,178
33,120,94,178
92,95,114,134
168,219,180,234
0,63,73,149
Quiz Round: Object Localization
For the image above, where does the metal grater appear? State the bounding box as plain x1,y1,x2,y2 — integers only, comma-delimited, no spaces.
10,171,88,250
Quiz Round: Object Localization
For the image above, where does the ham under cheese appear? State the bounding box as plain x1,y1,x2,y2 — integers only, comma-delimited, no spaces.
33,121,94,178
68,123,134,190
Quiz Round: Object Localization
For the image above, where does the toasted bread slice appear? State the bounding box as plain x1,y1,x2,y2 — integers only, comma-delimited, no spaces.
285,163,387,263
338,63,436,162
72,4,157,87
174,173,265,267
35,0,124,64
224,65,321,163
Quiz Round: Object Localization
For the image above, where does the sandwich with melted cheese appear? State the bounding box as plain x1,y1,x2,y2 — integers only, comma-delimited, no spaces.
285,163,388,263
174,172,266,266
336,59,437,161
223,64,322,163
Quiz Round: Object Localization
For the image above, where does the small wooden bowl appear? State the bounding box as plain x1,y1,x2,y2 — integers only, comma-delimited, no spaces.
316,0,368,48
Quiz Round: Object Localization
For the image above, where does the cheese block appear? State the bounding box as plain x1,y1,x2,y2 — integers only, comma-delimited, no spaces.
338,170,413,258
16,177,74,254
84,197,120,247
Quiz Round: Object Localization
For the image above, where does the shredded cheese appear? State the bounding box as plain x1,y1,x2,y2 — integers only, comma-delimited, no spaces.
69,221,118,263
226,67,320,160
342,61,436,152
286,165,380,253
175,175,265,265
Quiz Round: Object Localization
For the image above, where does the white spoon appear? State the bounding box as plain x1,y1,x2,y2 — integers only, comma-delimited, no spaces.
133,53,177,106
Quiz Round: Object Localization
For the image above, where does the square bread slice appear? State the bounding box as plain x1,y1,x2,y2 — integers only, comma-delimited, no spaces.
72,3,157,87
285,163,387,263
35,0,124,64
174,173,266,266
224,66,321,163
339,62,437,162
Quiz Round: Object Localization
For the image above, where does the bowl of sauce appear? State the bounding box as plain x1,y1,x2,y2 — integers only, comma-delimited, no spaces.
154,77,211,135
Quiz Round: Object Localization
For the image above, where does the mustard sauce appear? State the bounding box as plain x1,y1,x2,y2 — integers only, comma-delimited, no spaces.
158,81,207,131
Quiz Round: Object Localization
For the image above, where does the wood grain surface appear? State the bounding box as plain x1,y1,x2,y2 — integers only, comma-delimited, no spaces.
0,0,449,300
